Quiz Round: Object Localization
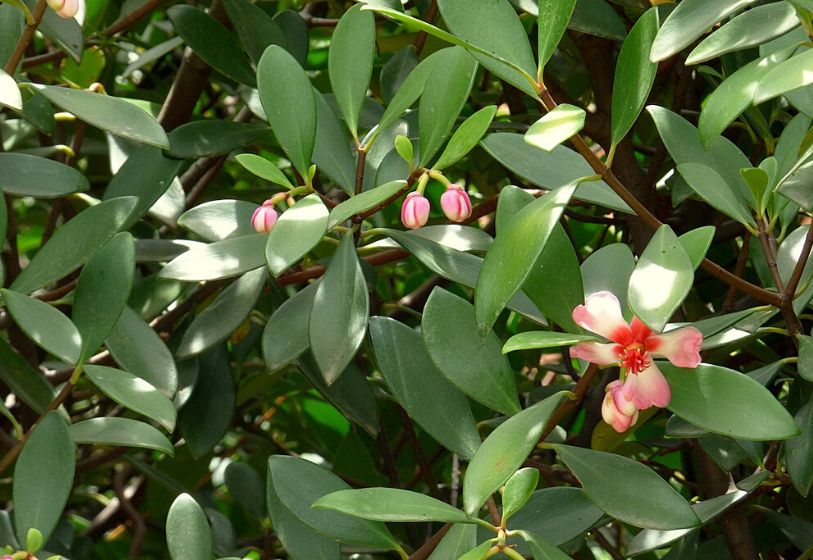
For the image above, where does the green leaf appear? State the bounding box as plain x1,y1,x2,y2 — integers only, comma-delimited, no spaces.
225,462,265,519
168,121,270,159
525,104,585,151
678,226,715,271
258,45,316,177
309,234,369,384
222,0,285,65
329,4,375,137
650,0,759,62
25,528,42,554
106,306,178,398
13,412,75,545
436,0,537,95
553,444,699,530
2,289,81,364
266,194,329,277
581,243,635,314
167,5,255,86
313,92,357,194
502,468,539,521
31,85,168,148
177,199,258,241
510,488,604,547
378,48,444,132
662,362,799,440
785,399,813,496
263,283,318,372
327,180,407,228
686,2,799,64
418,46,478,166
394,134,414,166
459,540,495,560
235,153,294,189
462,392,567,515
177,268,266,358
0,152,86,198
422,288,520,415
537,0,577,70
427,524,477,560
569,0,627,41
0,337,54,414
475,184,576,333
166,494,213,560
628,225,694,332
516,531,571,560
481,133,633,212
369,316,481,459
85,365,176,431
70,417,174,455
159,234,266,282
799,335,813,382
677,163,756,228
72,233,135,363
381,46,418,104
314,488,472,523
433,105,497,170
503,332,597,353
611,8,659,146
268,455,398,549
10,197,137,295
755,47,813,105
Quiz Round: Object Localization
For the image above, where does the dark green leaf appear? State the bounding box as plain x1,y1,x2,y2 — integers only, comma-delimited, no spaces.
273,10,309,64
85,365,176,431
0,152,87,197
427,524,477,560
569,0,626,41
538,0,577,69
378,48,444,132
516,531,571,560
380,46,417,104
314,488,472,523
581,243,635,314
266,194,329,277
168,121,270,159
70,417,174,455
166,494,213,560
2,289,81,364
263,283,318,372
223,0,285,65
327,180,407,228
0,338,54,414
225,462,265,519
510,488,604,546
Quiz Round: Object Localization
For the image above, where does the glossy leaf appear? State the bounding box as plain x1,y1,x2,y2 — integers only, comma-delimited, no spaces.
503,331,597,353
329,4,375,137
263,283,318,372
475,183,576,333
2,289,81,365
554,444,699,530
168,121,270,159
611,8,659,146
166,494,213,560
662,362,799,441
31,85,169,148
235,153,294,189
70,417,174,455
309,234,368,384
679,226,715,270
159,234,266,282
369,316,481,459
537,0,577,69
628,225,694,332
510,488,604,546
72,232,135,363
433,105,497,170
581,243,635,314
525,104,585,151
427,524,477,560
314,488,471,523
755,47,813,105
327,180,407,228
422,288,520,415
13,412,75,545
0,152,88,197
266,194,329,277
10,197,137,295
313,92,357,194
177,199,258,241
462,392,566,515
569,0,626,41
257,45,316,176
418,46,478,166
502,468,539,521
85,365,176,431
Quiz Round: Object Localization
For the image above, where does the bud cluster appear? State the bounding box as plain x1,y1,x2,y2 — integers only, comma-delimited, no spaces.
400,184,472,230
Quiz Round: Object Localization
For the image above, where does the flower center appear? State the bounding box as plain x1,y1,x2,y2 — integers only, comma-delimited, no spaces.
618,342,650,374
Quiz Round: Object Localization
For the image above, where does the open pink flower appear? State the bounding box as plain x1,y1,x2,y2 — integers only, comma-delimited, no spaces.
570,291,702,430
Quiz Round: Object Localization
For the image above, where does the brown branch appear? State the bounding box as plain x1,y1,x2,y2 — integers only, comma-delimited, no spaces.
103,0,167,36
408,523,451,560
722,233,751,312
4,0,48,74
414,0,437,55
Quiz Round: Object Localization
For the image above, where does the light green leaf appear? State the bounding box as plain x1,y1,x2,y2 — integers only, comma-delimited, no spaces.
257,45,316,176
502,468,539,521
662,362,799,440
553,444,699,530
628,225,694,332
427,524,477,560
166,494,213,560
799,334,813,381
422,288,520,416
676,163,756,228
503,331,597,353
70,417,174,455
537,0,577,70
314,488,472,523
525,104,585,151
369,316,481,459
755,47,813,105
581,243,635,313
177,199,258,241
159,234,266,282
2,289,81,364
611,8,659,146
329,4,375,137
235,153,294,189
327,180,407,228
678,226,715,271
266,194,329,277
0,152,88,198
433,105,497,170
85,365,176,431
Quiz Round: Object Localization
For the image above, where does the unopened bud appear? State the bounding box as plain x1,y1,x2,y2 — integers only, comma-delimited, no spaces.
47,0,78,18
440,184,472,222
251,200,279,233
400,192,430,229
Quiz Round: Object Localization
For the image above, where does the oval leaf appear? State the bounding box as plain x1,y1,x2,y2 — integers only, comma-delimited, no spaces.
235,153,294,189
525,104,586,151
70,417,174,455
0,152,88,198
327,180,407,229
538,0,578,69
314,488,471,523
266,194,329,277
85,365,176,431
503,331,597,354
262,282,318,372
168,121,270,159
2,289,81,365
167,494,213,560
177,199,258,241
433,105,497,170
502,468,539,521
160,234,266,282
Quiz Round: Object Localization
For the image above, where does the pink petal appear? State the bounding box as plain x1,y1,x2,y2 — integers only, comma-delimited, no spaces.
623,362,671,409
570,341,620,366
601,389,638,433
572,291,631,342
608,380,637,416
648,327,703,368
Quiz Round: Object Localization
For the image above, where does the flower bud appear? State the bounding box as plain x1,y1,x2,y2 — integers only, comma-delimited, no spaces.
47,0,78,18
401,192,430,229
251,200,279,233
440,184,472,222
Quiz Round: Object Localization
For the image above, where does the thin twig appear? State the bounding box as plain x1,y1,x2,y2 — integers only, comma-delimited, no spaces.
5,0,48,74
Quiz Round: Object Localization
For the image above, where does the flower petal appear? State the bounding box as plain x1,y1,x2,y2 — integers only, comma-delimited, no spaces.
648,327,703,368
602,390,637,433
572,291,631,342
570,341,620,365
624,362,671,409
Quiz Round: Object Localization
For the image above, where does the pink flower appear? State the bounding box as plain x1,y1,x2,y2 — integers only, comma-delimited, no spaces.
47,0,78,18
251,200,278,233
602,380,639,433
401,192,430,229
570,291,703,431
440,184,472,222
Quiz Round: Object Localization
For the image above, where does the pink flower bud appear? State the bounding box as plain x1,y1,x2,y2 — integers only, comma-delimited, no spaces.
440,184,472,222
47,0,78,18
251,200,278,233
401,192,430,229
